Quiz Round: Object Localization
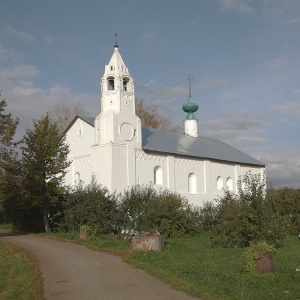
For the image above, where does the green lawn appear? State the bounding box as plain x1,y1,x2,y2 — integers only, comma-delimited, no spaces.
0,240,43,300
41,231,300,300
2,226,300,300
126,233,300,300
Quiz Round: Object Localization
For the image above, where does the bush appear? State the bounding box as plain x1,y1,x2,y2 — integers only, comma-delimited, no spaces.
80,224,100,237
58,184,119,234
120,186,201,238
212,172,287,247
143,190,201,238
242,241,275,274
197,201,218,230
267,187,300,235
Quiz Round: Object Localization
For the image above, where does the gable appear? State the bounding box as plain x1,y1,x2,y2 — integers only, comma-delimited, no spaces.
64,116,95,158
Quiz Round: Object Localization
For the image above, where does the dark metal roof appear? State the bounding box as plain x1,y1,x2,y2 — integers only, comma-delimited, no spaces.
142,127,264,166
75,116,264,166
79,116,95,126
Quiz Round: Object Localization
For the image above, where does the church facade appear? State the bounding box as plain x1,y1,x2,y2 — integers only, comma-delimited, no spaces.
63,43,265,207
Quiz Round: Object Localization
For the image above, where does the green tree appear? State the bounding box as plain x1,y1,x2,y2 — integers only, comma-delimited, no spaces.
0,96,20,223
21,114,70,232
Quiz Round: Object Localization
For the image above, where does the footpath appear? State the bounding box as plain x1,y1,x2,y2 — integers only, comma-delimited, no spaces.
0,230,199,300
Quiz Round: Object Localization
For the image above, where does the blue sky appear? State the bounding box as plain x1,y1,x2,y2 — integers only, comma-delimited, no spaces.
1,0,299,188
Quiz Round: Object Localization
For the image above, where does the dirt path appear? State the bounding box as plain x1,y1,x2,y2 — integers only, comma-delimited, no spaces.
0,231,199,300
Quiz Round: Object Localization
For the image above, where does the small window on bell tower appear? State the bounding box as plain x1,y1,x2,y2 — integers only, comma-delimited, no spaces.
123,77,129,91
107,76,115,90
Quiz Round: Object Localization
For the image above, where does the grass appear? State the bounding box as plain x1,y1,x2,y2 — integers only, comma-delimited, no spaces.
0,224,13,230
0,240,43,300
2,225,300,300
125,233,300,300
38,231,131,256
40,231,300,300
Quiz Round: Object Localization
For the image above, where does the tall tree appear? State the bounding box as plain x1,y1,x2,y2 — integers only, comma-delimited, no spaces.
21,114,71,232
0,95,20,222
49,100,86,135
136,99,180,132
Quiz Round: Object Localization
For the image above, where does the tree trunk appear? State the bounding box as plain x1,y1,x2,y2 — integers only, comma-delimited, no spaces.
43,204,50,233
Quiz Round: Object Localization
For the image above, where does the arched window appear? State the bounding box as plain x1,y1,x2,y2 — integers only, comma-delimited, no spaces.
227,177,233,191
217,176,223,190
107,76,115,90
154,166,163,185
188,173,197,194
110,65,113,71
123,77,129,91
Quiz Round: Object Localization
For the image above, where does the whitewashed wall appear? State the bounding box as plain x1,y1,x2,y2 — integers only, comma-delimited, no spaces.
64,119,94,187
135,149,264,207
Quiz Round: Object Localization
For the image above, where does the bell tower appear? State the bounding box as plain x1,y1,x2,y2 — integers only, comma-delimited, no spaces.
94,39,142,147
92,39,141,193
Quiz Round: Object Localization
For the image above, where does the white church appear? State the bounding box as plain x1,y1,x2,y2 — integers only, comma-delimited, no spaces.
63,41,265,207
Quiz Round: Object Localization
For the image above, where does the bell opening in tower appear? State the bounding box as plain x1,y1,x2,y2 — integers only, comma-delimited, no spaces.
107,76,115,90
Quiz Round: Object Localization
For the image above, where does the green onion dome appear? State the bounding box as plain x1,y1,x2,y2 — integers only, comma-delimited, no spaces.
182,90,199,120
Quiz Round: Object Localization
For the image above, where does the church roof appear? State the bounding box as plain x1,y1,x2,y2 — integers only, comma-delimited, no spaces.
74,115,264,167
79,116,95,125
142,127,264,166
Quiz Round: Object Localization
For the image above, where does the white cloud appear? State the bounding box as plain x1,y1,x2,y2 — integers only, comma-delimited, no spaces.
0,44,22,63
45,35,60,44
140,80,185,102
140,24,158,43
260,149,300,188
256,56,288,69
201,111,269,145
0,45,10,61
261,0,289,19
272,88,300,117
286,17,300,25
0,64,99,140
141,78,227,103
291,88,300,97
221,87,248,101
218,0,254,14
6,24,35,42
49,85,71,96
0,65,39,79
204,113,268,134
274,101,300,118
197,79,227,90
